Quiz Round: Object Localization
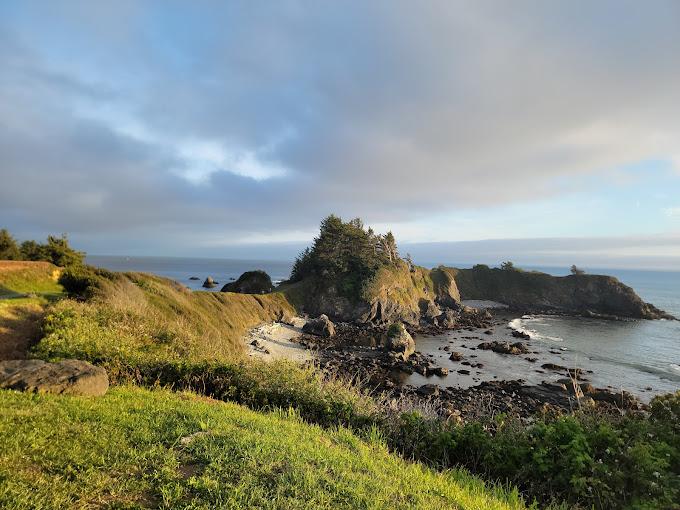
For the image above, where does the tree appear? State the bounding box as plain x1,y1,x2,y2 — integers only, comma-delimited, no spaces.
378,232,398,264
42,234,85,267
287,215,402,297
570,264,585,275
500,261,516,271
0,229,21,260
19,240,45,261
405,253,415,272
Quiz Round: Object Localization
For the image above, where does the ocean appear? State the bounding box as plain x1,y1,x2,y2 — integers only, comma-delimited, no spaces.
87,256,680,398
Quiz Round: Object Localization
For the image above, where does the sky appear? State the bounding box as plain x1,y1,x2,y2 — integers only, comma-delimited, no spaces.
1,1,680,269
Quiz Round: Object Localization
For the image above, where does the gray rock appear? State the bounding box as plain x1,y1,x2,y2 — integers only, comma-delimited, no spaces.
478,341,530,355
417,384,439,396
449,351,464,361
430,366,448,377
302,314,336,338
202,276,217,288
385,323,415,360
0,359,109,396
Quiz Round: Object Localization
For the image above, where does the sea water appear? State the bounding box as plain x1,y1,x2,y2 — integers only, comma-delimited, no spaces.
88,256,679,397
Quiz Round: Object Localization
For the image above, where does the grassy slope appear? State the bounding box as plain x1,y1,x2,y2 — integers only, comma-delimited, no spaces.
0,386,527,510
0,261,64,359
0,261,63,299
36,271,294,363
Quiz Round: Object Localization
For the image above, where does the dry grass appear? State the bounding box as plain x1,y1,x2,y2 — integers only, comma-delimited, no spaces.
37,271,296,364
0,300,45,360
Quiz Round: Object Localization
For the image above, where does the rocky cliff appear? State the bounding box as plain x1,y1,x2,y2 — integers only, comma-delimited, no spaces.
280,261,461,325
451,265,674,320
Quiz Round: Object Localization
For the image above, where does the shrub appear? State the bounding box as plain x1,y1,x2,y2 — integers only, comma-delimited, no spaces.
1,229,85,267
0,229,21,260
57,265,116,299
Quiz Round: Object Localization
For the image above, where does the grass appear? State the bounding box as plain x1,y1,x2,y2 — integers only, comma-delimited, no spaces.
0,261,63,359
0,261,63,300
36,271,294,363
0,386,529,510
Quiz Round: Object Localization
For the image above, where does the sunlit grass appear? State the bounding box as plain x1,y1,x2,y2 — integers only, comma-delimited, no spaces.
0,386,529,510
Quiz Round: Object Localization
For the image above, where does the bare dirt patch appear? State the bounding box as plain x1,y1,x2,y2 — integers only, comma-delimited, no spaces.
0,303,45,360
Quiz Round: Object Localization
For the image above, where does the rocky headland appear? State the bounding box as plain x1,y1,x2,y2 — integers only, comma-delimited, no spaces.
451,264,675,320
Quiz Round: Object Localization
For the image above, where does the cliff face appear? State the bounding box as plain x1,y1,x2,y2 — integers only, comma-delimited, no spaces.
451,266,674,320
280,262,461,325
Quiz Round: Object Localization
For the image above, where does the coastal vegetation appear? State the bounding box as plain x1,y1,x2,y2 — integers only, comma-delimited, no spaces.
1,221,679,508
289,215,400,300
0,229,84,268
26,266,680,509
282,215,460,324
0,387,527,510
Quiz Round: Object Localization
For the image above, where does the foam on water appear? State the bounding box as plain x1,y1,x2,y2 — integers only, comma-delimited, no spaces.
509,316,564,342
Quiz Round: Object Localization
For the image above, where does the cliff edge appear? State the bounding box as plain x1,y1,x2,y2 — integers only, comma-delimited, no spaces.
451,265,674,320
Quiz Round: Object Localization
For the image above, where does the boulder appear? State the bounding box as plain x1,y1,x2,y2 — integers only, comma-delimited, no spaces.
416,384,439,397
202,276,217,288
421,300,442,321
477,341,530,355
0,359,109,396
435,309,458,328
302,314,336,338
385,323,415,360
449,351,464,361
430,366,448,377
512,330,531,339
221,270,274,294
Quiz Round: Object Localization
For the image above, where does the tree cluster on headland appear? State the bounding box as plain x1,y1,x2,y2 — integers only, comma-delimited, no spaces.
0,228,84,268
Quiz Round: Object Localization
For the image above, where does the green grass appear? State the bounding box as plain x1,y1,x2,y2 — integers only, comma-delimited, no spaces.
0,261,63,300
0,386,529,510
36,271,294,363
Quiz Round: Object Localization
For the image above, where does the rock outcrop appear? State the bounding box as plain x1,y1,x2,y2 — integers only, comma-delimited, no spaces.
385,323,415,360
451,266,674,320
302,314,336,338
221,270,274,294
202,276,217,288
280,262,461,326
0,359,109,396
478,341,530,355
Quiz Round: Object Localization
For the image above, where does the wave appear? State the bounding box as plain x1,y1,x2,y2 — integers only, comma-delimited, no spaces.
508,316,564,342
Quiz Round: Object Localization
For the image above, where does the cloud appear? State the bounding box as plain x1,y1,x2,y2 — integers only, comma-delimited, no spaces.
1,0,680,256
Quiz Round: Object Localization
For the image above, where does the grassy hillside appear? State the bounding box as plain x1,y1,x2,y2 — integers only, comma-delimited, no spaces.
36,270,294,364
0,386,528,510
0,260,63,299
0,261,64,359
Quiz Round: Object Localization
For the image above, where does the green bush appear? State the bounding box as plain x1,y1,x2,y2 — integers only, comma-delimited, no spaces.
0,229,21,260
385,400,680,509
0,229,85,267
57,265,115,299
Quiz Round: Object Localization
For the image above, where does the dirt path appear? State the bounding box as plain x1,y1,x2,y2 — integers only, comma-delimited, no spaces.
0,302,44,360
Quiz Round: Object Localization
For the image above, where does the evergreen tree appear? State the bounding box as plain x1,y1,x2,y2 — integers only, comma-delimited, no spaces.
0,229,21,260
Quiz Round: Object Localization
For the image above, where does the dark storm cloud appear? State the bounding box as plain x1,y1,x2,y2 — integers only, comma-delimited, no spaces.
1,1,680,254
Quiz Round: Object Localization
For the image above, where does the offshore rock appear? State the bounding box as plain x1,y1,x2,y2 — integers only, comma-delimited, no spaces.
221,270,274,294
